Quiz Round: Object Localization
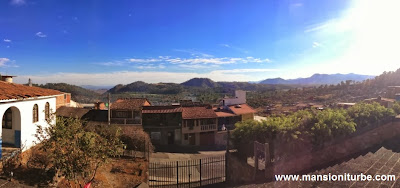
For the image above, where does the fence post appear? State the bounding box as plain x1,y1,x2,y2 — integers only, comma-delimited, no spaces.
176,161,179,188
225,130,230,184
200,159,202,187
254,141,258,180
265,143,270,178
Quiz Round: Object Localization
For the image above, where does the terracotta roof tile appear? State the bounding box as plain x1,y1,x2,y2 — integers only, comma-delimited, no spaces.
110,98,151,110
182,106,217,119
142,106,182,114
0,81,62,101
228,104,256,115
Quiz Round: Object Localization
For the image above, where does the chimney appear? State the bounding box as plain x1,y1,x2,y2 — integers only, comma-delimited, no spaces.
28,78,32,87
1,75,15,83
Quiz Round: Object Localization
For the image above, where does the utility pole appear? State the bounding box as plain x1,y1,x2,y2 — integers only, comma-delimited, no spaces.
108,93,111,125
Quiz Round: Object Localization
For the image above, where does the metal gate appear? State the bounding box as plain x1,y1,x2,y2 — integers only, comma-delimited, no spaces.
149,155,226,187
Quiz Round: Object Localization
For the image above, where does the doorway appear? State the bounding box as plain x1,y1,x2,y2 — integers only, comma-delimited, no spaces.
167,131,174,144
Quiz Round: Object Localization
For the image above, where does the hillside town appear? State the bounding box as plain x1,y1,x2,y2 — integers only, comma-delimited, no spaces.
2,0,400,187
2,72,400,187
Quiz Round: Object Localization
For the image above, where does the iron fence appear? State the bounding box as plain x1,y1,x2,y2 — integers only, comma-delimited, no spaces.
149,155,226,187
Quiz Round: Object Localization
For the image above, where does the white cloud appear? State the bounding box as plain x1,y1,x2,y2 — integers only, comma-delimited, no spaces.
10,0,26,6
36,32,47,38
219,44,249,54
291,3,303,7
173,49,213,58
178,64,220,69
95,61,127,66
128,58,160,63
0,58,10,67
101,56,272,68
312,42,322,48
304,22,332,33
0,58,18,67
135,64,166,69
3,39,11,43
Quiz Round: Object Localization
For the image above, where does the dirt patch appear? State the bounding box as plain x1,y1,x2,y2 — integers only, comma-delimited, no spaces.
2,146,148,188
57,157,148,188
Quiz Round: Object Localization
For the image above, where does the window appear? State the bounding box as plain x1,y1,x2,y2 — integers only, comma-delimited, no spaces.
114,110,130,118
45,102,50,120
2,108,12,129
184,134,188,140
187,120,195,130
33,104,39,123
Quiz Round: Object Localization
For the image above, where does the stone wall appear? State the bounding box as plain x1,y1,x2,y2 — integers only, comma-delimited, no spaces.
269,119,400,176
228,118,400,184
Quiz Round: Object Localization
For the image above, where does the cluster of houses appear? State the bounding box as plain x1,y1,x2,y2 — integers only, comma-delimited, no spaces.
0,75,256,159
57,90,256,147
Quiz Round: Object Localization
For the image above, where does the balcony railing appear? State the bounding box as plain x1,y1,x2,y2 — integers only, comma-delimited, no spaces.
111,118,141,125
201,124,217,131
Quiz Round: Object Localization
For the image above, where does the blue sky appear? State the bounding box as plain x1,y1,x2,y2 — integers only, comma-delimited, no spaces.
1,0,400,86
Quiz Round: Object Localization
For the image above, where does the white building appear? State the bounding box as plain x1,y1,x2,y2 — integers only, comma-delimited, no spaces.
0,77,64,158
221,90,247,106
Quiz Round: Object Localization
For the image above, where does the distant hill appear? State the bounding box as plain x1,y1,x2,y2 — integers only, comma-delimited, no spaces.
106,78,295,95
181,78,219,88
39,83,101,103
107,81,183,94
260,73,374,85
80,85,114,90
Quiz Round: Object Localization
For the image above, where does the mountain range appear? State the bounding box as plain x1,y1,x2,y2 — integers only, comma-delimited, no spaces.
259,73,374,85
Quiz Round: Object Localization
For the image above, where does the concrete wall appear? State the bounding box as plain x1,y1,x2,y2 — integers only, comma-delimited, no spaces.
0,97,56,150
215,131,228,146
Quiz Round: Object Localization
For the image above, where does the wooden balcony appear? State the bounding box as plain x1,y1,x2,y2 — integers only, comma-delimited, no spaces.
111,118,141,125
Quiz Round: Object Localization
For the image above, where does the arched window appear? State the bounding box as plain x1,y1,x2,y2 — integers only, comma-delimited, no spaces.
45,102,50,120
33,104,39,123
2,108,12,129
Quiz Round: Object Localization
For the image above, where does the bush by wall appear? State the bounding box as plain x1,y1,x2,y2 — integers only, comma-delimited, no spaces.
232,102,395,159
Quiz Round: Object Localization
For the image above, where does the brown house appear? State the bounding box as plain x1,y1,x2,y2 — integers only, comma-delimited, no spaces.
110,98,151,126
364,96,395,108
181,106,218,146
142,106,182,145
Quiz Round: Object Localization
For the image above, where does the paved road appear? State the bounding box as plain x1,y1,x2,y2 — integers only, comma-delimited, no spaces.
232,137,400,188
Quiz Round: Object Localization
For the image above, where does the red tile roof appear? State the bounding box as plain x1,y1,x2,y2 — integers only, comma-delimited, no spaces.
228,104,256,115
0,81,62,101
142,106,182,114
182,106,217,119
215,111,236,117
110,98,151,110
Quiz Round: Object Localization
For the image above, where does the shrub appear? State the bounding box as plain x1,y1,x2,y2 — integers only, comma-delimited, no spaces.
35,117,124,187
347,102,395,128
392,101,400,114
232,102,395,159
120,126,154,153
